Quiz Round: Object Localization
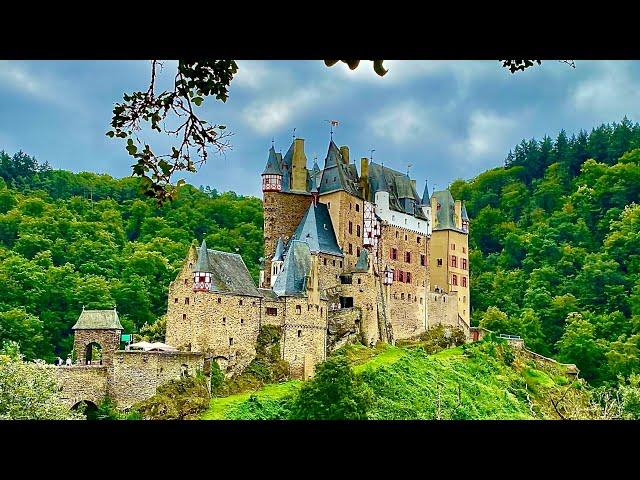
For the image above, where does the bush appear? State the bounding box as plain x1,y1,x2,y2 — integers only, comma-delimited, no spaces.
210,360,225,395
133,371,210,420
420,325,466,355
289,356,373,420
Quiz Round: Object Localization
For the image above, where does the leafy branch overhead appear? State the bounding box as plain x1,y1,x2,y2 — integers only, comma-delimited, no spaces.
107,60,237,205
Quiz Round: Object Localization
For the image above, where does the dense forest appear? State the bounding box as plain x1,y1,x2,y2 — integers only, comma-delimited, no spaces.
1,116,640,388
451,117,640,385
0,151,263,362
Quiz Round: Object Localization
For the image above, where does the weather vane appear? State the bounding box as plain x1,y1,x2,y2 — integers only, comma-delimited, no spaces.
370,149,375,162
271,137,275,148
292,127,296,139
325,120,339,140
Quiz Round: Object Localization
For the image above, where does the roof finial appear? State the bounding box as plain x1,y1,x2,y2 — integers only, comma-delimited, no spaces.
271,137,275,148
370,149,375,162
325,120,339,140
292,127,296,140
82,304,85,311
407,163,412,177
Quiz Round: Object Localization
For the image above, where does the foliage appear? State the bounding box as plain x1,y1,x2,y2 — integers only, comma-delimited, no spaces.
0,341,82,420
217,325,289,396
289,356,374,420
133,371,210,420
0,152,264,362
418,324,466,355
454,118,640,385
94,396,141,420
138,315,166,343
209,359,225,395
108,61,237,204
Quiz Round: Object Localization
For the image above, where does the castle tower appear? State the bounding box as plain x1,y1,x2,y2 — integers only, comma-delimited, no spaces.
429,189,470,331
461,202,469,233
270,237,286,287
72,306,124,367
193,239,212,292
420,179,432,235
261,141,313,288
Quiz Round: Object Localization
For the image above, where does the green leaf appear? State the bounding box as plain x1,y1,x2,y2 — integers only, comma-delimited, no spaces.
193,97,203,107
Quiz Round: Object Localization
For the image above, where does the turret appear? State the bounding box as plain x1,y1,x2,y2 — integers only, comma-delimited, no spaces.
420,179,432,235
461,202,470,233
192,239,212,292
262,146,283,192
270,237,286,287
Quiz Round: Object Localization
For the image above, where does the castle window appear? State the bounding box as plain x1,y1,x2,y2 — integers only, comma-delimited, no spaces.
462,276,467,287
189,263,193,268
405,219,408,225
401,293,405,300
297,329,302,338
356,204,360,212
396,231,399,238
420,254,426,266
185,297,189,305
321,307,323,315
404,234,408,241
349,243,353,255
217,297,221,304
223,317,226,325
463,296,466,302
451,243,456,250
463,247,466,253
408,294,411,301
241,319,244,324
406,272,412,284
239,299,243,306
398,270,404,283
357,278,362,284
452,274,458,286
324,258,327,266
390,248,398,260
357,225,361,237
327,202,330,209
266,307,277,316
357,247,361,257
349,221,353,234
462,258,467,270
420,297,423,305
174,298,178,303
340,275,352,285
417,236,421,244
350,203,352,210
296,305,302,315
252,301,256,307
451,255,457,268
229,338,234,346
405,251,411,263
332,260,336,266
182,314,186,320
184,279,188,286
437,258,443,267
340,261,343,268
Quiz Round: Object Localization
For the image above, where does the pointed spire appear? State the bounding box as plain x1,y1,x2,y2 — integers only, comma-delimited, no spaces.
421,179,429,205
354,248,369,272
193,239,211,272
262,145,283,176
272,237,286,262
461,201,469,221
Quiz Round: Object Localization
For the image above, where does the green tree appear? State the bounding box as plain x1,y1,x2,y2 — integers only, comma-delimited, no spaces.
290,356,373,420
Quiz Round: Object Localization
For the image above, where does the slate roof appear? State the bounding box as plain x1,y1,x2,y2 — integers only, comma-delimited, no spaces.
262,146,283,176
432,189,463,231
353,248,369,272
291,202,344,257
258,288,280,301
72,309,123,330
272,240,312,297
272,237,286,262
421,179,430,205
367,162,428,220
461,202,469,221
194,239,211,272
192,243,261,297
319,140,361,197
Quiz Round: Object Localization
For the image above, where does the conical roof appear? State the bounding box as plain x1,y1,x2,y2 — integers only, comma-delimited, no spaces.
421,179,430,205
272,240,312,297
262,146,283,176
291,202,344,257
353,248,369,272
193,239,211,272
272,237,286,261
431,189,458,231
461,202,469,221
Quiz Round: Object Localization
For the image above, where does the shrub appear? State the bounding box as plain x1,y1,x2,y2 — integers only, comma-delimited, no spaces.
133,371,210,420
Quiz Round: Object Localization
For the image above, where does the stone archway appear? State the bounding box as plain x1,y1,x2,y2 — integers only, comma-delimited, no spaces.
84,342,103,365
71,400,99,419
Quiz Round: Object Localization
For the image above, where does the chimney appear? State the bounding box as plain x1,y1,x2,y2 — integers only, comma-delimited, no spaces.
291,138,308,191
454,200,462,229
360,157,369,199
340,146,350,165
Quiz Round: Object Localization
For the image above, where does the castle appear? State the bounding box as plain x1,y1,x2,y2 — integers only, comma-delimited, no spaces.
165,136,470,379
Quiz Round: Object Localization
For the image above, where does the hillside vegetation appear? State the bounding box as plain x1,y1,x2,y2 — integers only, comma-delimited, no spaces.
202,339,626,420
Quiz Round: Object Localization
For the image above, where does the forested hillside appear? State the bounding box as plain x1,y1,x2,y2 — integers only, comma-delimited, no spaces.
0,151,263,362
451,117,640,385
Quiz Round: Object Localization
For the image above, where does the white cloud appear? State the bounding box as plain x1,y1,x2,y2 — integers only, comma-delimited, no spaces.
0,61,61,105
368,102,446,145
570,61,640,120
234,61,275,90
241,85,326,135
451,110,519,161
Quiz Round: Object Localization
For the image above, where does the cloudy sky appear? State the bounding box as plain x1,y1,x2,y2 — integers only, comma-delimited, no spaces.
1,60,639,198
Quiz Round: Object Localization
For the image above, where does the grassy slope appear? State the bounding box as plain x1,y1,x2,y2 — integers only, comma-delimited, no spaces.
201,341,586,420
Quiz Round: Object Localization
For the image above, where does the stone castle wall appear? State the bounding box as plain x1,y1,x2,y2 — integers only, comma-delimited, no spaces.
52,365,109,408
73,329,121,367
109,351,205,409
379,222,428,340
319,191,363,269
426,291,462,332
